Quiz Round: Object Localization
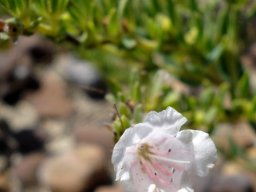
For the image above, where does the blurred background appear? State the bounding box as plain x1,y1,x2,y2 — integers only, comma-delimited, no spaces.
0,0,255,192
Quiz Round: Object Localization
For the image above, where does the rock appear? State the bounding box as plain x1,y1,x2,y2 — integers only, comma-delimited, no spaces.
0,37,44,105
232,122,256,148
0,157,8,171
0,35,56,106
15,153,45,185
41,119,75,153
0,118,46,156
71,92,114,156
46,136,75,154
13,128,46,155
193,159,255,192
222,162,244,176
0,62,40,105
247,147,256,160
14,35,56,65
222,161,256,192
74,125,114,158
39,144,112,192
213,122,256,152
1,73,40,106
0,119,13,157
95,185,123,192
0,101,39,130
25,71,74,118
208,175,254,192
0,173,9,191
54,54,107,100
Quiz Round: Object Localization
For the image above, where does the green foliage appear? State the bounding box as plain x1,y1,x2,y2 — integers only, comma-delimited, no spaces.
1,0,256,164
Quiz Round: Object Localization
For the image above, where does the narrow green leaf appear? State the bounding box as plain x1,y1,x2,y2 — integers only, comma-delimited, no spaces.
117,0,128,19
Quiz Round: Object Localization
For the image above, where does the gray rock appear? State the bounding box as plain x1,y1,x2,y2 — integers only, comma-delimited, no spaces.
39,144,112,192
55,54,107,100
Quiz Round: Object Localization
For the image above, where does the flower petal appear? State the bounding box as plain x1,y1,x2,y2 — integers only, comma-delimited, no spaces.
144,107,187,134
141,130,193,191
112,107,217,192
120,171,130,181
148,184,157,192
127,158,154,192
191,130,217,176
112,123,152,166
178,187,194,192
177,130,217,177
176,130,193,143
122,180,137,192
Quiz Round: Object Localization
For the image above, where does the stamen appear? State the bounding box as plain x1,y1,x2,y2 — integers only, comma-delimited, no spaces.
151,160,173,176
140,158,157,179
149,154,191,165
150,147,188,157
141,158,170,187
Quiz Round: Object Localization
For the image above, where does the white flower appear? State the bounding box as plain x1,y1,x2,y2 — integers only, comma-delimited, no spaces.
112,107,217,192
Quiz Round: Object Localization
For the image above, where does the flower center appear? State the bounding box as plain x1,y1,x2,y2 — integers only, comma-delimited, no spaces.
136,142,191,188
137,143,153,161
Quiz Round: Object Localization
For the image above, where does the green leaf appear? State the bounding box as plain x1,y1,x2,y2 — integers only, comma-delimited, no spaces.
119,103,131,117
117,0,128,19
122,37,137,49
207,44,224,61
167,0,177,25
236,72,251,98
133,104,143,123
